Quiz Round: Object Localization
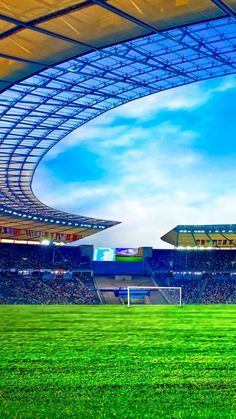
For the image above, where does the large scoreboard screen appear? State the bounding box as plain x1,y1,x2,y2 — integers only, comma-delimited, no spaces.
93,247,143,262
115,248,143,262
93,248,115,262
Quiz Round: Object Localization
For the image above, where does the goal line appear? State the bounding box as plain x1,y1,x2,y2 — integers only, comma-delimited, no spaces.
127,286,182,307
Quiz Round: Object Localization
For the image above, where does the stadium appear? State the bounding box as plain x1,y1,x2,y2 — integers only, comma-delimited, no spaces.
0,1,236,418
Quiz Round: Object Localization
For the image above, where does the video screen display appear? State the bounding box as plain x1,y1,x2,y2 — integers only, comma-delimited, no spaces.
93,248,115,262
115,247,143,262
116,248,139,256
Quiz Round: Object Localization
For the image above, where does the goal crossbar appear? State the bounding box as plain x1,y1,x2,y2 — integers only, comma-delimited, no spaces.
127,286,182,307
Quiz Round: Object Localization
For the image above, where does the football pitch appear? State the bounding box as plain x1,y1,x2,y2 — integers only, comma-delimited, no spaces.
0,305,235,418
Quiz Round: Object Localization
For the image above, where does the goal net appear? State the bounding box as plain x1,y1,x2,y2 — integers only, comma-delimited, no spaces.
127,286,182,307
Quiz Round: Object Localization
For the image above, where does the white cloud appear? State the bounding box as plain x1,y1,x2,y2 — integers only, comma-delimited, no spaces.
110,75,236,120
44,75,236,160
74,188,236,249
212,76,236,92
34,122,236,248
112,85,208,119
32,76,236,248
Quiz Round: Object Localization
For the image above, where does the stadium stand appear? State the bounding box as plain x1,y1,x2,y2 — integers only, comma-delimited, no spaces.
148,249,236,272
0,243,91,270
0,243,236,305
95,276,155,289
148,250,236,304
0,271,98,305
0,243,99,304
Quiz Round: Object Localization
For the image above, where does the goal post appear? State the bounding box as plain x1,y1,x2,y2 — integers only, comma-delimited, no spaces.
127,286,182,307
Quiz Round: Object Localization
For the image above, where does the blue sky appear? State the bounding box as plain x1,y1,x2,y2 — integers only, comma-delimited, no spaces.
33,75,236,248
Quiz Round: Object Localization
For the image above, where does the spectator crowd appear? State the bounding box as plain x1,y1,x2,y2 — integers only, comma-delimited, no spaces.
0,244,236,305
148,250,236,304
0,242,97,304
0,243,91,270
0,271,98,304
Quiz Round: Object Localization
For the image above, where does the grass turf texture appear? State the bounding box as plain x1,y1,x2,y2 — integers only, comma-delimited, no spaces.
0,305,235,418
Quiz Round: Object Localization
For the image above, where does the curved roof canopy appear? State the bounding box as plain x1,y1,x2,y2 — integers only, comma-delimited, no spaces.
0,1,236,242
161,224,236,248
0,0,234,91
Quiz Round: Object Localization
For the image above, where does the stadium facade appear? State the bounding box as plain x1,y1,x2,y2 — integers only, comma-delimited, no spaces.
0,1,236,243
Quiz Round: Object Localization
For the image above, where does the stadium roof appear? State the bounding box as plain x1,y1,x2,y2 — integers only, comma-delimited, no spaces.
0,1,236,242
161,224,236,248
0,1,235,92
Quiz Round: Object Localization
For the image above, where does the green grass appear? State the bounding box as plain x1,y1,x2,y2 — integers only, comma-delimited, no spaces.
115,256,143,262
0,305,235,418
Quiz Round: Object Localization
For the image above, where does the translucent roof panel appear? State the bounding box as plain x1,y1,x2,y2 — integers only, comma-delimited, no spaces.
108,0,225,30
0,57,43,83
0,18,15,34
0,0,86,22
224,1,236,12
37,4,149,47
0,29,89,65
0,0,234,92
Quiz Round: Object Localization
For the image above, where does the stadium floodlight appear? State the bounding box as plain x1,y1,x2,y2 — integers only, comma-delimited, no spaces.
127,286,182,307
41,240,50,246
